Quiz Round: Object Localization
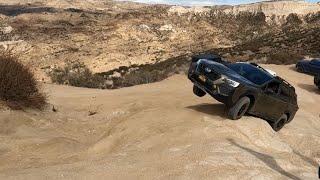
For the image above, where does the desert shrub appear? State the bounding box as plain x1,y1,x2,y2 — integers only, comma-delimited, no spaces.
236,11,266,26
0,54,46,109
111,70,171,88
304,11,320,23
99,55,189,89
286,13,302,25
254,12,266,25
267,51,303,65
49,62,106,89
210,11,235,24
209,11,266,27
49,59,187,89
268,14,278,26
109,65,187,88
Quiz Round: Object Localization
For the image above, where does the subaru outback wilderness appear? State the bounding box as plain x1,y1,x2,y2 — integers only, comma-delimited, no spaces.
188,55,299,131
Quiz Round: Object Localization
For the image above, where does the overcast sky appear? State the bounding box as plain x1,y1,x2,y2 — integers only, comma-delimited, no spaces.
120,0,319,6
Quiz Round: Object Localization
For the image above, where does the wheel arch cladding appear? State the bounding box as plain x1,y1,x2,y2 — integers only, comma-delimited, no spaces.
284,112,290,121
242,94,255,111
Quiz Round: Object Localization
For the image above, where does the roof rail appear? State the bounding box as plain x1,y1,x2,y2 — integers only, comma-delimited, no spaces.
276,76,295,90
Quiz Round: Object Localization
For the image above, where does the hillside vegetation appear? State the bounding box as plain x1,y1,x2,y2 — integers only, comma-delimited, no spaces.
0,1,319,88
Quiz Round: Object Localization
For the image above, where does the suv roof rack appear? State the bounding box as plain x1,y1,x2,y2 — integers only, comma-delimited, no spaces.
249,62,295,91
276,76,295,91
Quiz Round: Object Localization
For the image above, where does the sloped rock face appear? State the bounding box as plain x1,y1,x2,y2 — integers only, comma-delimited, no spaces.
224,1,320,16
223,1,320,24
0,0,319,86
167,1,320,24
0,0,110,9
168,6,211,16
0,65,319,179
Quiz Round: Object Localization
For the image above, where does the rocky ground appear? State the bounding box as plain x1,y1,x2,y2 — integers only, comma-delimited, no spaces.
0,65,319,179
0,1,320,179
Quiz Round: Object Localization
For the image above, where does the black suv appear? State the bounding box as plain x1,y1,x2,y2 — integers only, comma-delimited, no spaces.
315,74,320,90
188,55,299,131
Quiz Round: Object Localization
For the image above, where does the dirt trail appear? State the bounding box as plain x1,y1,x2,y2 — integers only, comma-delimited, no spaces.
0,65,319,179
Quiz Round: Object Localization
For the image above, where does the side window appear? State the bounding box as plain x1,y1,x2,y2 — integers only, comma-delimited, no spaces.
266,81,280,94
311,60,320,66
279,85,289,98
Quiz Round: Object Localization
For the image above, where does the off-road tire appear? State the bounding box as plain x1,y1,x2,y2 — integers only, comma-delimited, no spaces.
228,97,250,120
316,76,320,90
193,85,206,97
271,114,287,132
296,65,304,73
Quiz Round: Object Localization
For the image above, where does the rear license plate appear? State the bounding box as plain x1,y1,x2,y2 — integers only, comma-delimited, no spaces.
199,75,206,82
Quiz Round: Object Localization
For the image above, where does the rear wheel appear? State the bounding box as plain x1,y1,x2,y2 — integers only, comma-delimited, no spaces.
228,97,250,120
193,85,206,97
316,77,320,89
270,114,287,132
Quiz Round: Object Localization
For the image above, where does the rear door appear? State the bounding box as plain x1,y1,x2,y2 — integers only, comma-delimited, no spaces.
254,81,288,121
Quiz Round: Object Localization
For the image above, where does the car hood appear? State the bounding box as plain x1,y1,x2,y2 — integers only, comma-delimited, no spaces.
199,59,258,87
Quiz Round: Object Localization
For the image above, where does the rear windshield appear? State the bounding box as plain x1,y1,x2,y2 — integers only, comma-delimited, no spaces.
227,63,273,85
